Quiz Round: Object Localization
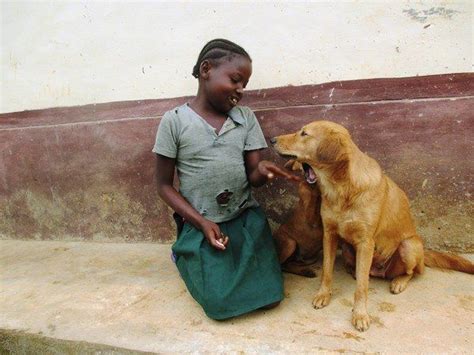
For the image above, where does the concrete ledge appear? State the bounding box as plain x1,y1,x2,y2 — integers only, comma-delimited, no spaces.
1,240,473,353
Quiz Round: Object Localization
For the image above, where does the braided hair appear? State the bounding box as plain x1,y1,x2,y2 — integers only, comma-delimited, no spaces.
192,38,251,78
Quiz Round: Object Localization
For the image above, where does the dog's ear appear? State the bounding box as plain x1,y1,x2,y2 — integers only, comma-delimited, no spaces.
316,133,347,163
316,133,349,180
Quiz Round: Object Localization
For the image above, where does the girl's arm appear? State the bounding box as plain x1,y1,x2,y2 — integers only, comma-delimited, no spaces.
156,154,228,250
244,149,301,187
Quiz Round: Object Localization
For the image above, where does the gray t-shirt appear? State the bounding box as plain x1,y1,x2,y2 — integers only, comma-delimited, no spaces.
153,103,268,223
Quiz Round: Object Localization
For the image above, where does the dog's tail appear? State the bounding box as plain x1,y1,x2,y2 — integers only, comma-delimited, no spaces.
424,250,474,274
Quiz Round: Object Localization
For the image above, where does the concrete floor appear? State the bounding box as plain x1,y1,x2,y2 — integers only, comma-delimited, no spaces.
0,240,473,354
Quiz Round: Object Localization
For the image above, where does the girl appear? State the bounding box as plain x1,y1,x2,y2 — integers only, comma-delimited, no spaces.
153,38,299,320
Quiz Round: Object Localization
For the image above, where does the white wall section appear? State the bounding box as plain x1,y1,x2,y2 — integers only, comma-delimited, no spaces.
1,1,472,113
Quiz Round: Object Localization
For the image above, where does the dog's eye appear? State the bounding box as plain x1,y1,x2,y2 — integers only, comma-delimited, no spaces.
300,131,307,137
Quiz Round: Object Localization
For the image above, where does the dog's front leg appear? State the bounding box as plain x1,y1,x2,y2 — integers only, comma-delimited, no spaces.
312,226,338,309
352,238,375,332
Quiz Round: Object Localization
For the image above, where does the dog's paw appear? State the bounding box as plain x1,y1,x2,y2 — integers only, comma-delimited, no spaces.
312,291,331,309
352,311,370,332
390,276,410,294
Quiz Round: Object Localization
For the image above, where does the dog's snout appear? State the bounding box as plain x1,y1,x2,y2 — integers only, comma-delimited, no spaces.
270,137,277,145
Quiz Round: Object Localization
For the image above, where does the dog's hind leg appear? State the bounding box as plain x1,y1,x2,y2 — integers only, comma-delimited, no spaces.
273,231,297,263
389,235,424,294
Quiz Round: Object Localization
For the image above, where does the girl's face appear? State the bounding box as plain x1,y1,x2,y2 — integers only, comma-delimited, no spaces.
202,55,252,114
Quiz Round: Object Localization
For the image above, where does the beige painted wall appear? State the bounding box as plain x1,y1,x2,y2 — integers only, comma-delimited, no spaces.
1,1,472,113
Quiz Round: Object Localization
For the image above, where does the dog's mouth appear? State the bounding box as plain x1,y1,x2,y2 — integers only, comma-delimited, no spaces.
303,163,317,184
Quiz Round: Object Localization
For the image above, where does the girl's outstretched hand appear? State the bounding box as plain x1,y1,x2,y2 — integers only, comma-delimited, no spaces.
199,219,229,251
258,160,301,182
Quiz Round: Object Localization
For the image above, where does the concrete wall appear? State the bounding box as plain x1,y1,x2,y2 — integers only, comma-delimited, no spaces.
1,73,473,252
1,1,472,113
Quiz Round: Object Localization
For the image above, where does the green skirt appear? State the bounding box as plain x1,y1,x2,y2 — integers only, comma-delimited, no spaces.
172,206,283,320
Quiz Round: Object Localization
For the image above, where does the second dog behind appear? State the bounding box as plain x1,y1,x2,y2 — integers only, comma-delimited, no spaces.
273,160,323,278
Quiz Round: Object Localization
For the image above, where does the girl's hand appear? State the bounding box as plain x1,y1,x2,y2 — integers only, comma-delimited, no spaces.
258,160,301,182
199,219,229,251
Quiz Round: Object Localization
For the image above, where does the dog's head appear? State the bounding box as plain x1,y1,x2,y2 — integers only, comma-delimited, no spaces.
271,120,352,182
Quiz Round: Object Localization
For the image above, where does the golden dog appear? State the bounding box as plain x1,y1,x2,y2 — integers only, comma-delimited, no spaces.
271,120,474,331
273,160,323,277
